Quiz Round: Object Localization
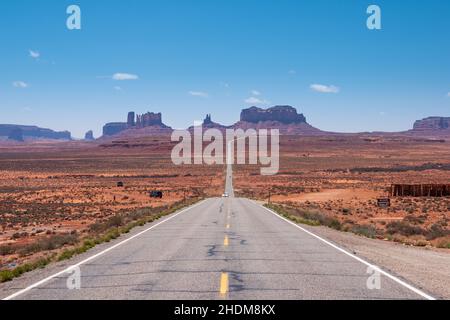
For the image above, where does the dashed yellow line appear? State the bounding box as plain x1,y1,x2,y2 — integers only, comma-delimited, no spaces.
220,272,229,295
224,235,229,246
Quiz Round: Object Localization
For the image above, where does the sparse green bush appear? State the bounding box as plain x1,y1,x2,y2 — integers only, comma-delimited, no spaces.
58,249,76,261
289,215,321,226
0,257,52,283
266,203,341,230
437,240,450,249
106,215,124,228
301,210,341,230
404,215,426,225
17,233,78,256
0,244,15,256
426,224,449,240
0,270,14,282
386,221,425,236
350,225,378,238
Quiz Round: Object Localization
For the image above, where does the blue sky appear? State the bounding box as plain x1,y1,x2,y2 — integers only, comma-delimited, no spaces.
1,0,449,138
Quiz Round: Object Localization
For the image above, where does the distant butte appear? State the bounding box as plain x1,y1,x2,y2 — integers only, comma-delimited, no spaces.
404,116,450,138
0,124,71,141
102,111,172,137
187,114,229,132
232,105,325,135
413,117,450,131
240,105,306,124
84,130,95,141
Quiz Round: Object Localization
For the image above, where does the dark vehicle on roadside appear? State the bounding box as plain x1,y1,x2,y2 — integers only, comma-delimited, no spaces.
149,190,163,198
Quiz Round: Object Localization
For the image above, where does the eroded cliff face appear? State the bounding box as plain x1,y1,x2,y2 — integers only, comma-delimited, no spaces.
102,122,128,136
232,105,324,135
0,124,71,140
240,106,307,124
84,130,94,140
103,111,171,136
413,117,450,131
136,112,166,128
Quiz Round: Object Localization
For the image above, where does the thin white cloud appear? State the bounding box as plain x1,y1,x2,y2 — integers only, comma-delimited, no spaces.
13,81,28,88
288,70,296,75
29,50,40,59
189,91,209,98
244,97,270,105
114,86,122,91
310,84,340,93
220,82,230,88
447,92,450,97
251,90,261,96
112,73,139,81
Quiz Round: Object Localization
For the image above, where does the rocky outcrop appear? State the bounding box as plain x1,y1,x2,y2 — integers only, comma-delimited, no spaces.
240,106,306,124
127,112,135,127
0,125,71,140
413,117,450,131
233,106,324,135
84,130,94,140
187,114,229,132
136,112,166,128
102,111,171,137
204,114,213,126
103,122,128,136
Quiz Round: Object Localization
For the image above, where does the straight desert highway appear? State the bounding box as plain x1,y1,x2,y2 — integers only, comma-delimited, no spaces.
0,163,432,300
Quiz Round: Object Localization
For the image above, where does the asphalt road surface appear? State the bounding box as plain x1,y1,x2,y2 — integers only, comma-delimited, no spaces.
0,161,434,300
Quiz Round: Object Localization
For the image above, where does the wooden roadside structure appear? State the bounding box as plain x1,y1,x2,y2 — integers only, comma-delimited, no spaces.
391,184,450,197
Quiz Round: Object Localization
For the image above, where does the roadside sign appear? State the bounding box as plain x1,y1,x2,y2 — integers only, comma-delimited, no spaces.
377,198,391,208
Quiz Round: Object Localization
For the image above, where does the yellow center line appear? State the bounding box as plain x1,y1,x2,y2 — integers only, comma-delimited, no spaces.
224,235,229,246
220,272,229,295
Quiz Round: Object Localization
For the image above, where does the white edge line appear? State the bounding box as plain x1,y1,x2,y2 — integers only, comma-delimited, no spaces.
2,199,207,300
258,202,436,301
